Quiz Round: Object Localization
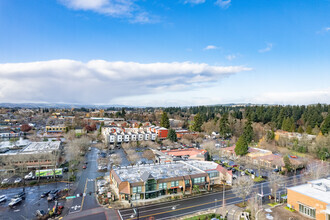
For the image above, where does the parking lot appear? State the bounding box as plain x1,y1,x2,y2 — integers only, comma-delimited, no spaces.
0,182,68,220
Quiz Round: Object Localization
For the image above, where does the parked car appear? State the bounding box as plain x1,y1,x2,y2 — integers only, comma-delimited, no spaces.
98,187,106,194
1,178,9,185
226,167,232,171
14,178,22,184
0,195,7,203
232,164,238,168
14,191,25,199
63,167,69,172
83,165,87,169
36,209,46,217
47,190,59,201
273,168,280,173
97,180,107,188
241,171,246,176
9,197,22,208
40,190,51,198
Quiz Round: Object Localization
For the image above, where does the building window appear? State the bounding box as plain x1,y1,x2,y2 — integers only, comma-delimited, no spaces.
132,186,142,193
185,180,190,185
159,183,167,190
208,171,219,178
171,181,179,187
193,177,205,184
299,204,316,219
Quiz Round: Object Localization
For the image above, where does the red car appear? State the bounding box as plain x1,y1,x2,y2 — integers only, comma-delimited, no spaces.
83,165,87,169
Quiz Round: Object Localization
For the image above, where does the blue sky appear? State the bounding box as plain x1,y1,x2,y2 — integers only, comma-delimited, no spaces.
0,0,329,106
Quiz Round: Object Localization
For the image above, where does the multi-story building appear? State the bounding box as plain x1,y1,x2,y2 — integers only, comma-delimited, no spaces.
45,125,68,134
110,160,232,201
0,130,23,139
102,126,158,144
287,178,330,220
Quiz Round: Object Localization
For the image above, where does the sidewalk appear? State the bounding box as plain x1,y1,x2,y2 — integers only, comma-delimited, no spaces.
63,207,120,220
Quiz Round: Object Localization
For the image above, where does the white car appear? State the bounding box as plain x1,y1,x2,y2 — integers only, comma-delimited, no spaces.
9,197,22,207
98,187,106,194
97,180,107,188
1,178,9,185
0,195,7,203
241,171,245,176
14,178,22,184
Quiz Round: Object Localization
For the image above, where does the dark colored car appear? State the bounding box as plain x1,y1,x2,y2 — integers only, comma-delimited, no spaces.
41,190,51,198
63,167,69,172
14,191,25,199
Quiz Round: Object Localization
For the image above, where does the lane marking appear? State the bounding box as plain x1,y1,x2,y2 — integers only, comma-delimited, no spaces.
80,178,88,211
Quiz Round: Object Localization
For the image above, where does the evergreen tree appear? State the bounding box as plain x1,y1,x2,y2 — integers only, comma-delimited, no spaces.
192,113,203,132
243,118,253,143
160,112,170,128
321,114,330,135
306,125,313,134
297,126,304,134
283,155,292,171
167,129,177,142
219,113,231,138
235,135,248,156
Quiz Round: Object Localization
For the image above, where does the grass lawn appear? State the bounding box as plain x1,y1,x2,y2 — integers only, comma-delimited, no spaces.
289,150,306,158
235,202,248,208
284,206,295,212
268,202,279,207
253,176,265,182
185,213,222,220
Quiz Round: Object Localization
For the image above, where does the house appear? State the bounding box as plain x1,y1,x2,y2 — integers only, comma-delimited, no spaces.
287,178,330,220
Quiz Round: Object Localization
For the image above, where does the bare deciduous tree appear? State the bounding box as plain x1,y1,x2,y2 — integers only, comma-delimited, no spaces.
142,149,155,161
232,176,254,205
268,173,284,202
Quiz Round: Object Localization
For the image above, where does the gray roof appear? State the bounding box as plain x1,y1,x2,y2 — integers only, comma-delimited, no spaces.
140,171,154,182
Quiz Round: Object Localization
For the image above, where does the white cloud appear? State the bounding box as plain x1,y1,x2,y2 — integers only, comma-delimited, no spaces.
58,0,155,23
258,43,273,53
0,59,251,104
226,54,236,61
250,88,330,105
204,45,219,50
325,27,330,32
215,0,231,8
184,0,206,4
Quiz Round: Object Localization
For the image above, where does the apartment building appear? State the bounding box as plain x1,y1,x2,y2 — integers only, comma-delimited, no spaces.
102,126,159,144
287,178,330,220
110,160,232,201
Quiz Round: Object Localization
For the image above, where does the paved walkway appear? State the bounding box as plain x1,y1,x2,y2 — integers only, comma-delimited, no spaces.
63,207,120,220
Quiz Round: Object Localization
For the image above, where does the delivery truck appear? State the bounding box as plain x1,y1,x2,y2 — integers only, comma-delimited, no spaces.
24,168,63,180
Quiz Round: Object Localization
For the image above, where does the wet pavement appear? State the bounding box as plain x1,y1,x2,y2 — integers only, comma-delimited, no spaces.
0,182,68,220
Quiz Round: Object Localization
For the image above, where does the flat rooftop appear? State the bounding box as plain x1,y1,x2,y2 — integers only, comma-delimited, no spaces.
288,178,330,204
184,160,218,171
0,141,61,155
162,148,207,157
113,161,212,183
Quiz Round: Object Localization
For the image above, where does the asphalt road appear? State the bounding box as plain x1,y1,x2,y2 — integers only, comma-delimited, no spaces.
65,147,105,215
118,174,305,220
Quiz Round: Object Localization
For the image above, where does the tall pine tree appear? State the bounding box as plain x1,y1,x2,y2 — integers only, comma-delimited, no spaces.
219,113,231,138
235,135,248,156
243,118,253,143
160,112,170,128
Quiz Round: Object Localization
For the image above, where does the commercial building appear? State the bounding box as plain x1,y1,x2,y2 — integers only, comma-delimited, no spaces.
161,148,208,161
287,178,330,220
110,160,232,201
45,125,68,134
0,141,62,171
